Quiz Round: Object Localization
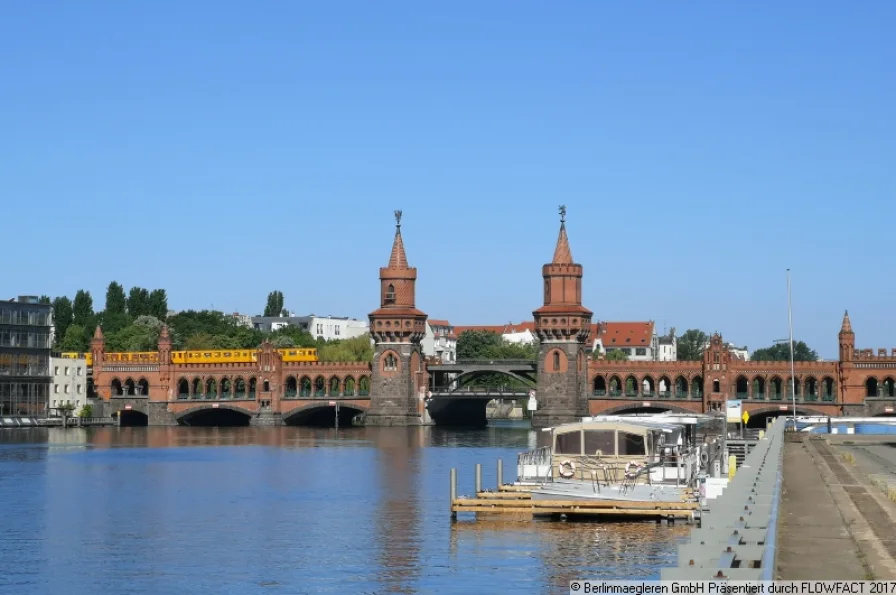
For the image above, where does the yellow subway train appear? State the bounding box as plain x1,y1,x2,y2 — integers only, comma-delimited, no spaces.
60,348,318,367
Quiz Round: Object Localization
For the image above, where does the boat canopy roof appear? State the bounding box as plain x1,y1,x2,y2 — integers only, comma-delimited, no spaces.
552,418,684,436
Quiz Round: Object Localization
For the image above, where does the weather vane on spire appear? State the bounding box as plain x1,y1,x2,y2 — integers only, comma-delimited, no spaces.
394,209,402,227
559,204,566,223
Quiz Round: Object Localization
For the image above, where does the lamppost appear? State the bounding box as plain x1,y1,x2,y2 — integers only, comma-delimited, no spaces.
774,269,797,429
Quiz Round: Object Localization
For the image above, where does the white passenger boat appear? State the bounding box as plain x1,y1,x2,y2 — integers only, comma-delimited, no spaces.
516,414,727,503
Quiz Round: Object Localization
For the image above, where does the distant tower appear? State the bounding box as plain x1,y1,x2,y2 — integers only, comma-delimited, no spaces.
839,310,854,362
531,206,593,428
366,210,429,426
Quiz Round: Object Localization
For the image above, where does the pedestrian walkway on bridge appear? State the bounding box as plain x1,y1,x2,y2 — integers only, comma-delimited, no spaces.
776,434,896,579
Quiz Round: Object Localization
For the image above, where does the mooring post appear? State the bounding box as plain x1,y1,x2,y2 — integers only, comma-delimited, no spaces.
450,468,457,520
475,463,482,494
497,458,503,490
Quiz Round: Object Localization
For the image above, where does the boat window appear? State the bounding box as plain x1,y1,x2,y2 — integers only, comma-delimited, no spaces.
583,430,615,456
617,432,646,456
555,431,582,455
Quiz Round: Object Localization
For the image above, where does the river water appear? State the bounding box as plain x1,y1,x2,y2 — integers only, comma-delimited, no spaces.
0,422,689,594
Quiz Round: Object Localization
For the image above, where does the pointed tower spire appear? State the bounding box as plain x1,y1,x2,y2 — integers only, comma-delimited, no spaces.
840,310,852,333
552,205,573,264
388,210,409,269
93,325,103,339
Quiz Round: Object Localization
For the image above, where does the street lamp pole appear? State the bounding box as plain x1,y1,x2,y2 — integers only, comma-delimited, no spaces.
787,269,796,428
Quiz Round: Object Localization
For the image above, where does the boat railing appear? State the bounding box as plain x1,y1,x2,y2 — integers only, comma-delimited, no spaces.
517,447,553,483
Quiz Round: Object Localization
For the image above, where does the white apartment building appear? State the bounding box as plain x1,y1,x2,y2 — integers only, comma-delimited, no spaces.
422,319,457,363
592,322,656,361
49,356,88,416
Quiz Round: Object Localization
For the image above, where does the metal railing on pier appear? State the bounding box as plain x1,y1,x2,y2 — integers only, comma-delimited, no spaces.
659,417,785,580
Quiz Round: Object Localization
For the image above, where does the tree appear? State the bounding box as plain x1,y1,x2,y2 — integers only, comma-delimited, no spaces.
39,295,51,304
677,329,709,361
78,404,93,418
72,290,94,329
319,334,374,362
105,282,127,315
270,325,316,348
127,287,150,318
147,289,168,320
52,296,73,348
264,291,284,317
58,324,90,353
105,315,164,352
456,330,504,359
605,348,629,361
751,341,819,362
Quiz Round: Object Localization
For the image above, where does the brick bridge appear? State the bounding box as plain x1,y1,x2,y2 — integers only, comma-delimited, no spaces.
90,209,896,427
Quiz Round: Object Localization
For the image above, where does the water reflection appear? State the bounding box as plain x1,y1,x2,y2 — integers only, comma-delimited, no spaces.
0,424,687,594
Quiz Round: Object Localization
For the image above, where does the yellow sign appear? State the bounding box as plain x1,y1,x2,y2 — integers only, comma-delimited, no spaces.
742,411,750,424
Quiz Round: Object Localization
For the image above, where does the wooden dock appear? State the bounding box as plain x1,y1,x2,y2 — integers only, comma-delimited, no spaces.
450,464,698,521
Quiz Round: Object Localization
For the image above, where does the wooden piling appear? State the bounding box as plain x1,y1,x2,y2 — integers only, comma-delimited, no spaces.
475,463,481,494
497,459,503,489
450,468,457,520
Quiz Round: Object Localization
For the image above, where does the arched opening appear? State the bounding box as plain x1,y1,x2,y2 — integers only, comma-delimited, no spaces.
111,378,123,396
384,284,396,305
805,377,818,401
691,376,703,399
658,376,671,397
873,412,896,418
314,376,325,397
866,377,879,397
552,351,560,371
883,378,896,398
592,376,606,395
177,378,189,399
192,378,202,398
300,376,312,397
179,407,251,427
822,377,835,401
745,409,819,429
384,353,397,371
624,375,638,397
248,377,257,399
343,377,356,396
206,378,217,399
284,405,366,427
609,376,622,396
235,377,246,398
712,379,720,393
86,377,96,398
285,376,297,398
124,378,136,396
329,376,340,396
359,376,370,396
263,380,270,392
752,377,766,400
119,410,148,427
674,376,688,398
642,376,655,396
220,378,232,399
770,377,783,400
735,376,749,397
137,378,149,396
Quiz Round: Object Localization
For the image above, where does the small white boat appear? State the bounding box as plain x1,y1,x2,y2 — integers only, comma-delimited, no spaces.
516,413,727,503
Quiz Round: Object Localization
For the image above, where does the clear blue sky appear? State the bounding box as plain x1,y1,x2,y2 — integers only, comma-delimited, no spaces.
2,2,894,359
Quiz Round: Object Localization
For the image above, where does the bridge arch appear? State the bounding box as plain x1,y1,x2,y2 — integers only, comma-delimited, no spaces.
283,402,368,427
119,409,148,427
439,369,534,393
176,404,254,427
745,405,830,429
592,375,606,394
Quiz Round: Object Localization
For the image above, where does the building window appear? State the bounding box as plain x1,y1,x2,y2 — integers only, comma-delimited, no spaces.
54,385,59,394
77,367,82,376
635,348,646,356
64,385,70,394
552,351,560,371
384,284,396,305
714,354,720,364
54,366,59,375
384,353,397,371
64,366,69,376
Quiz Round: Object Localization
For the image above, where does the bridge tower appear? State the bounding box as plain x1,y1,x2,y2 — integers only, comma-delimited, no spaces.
531,206,593,428
366,210,429,426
